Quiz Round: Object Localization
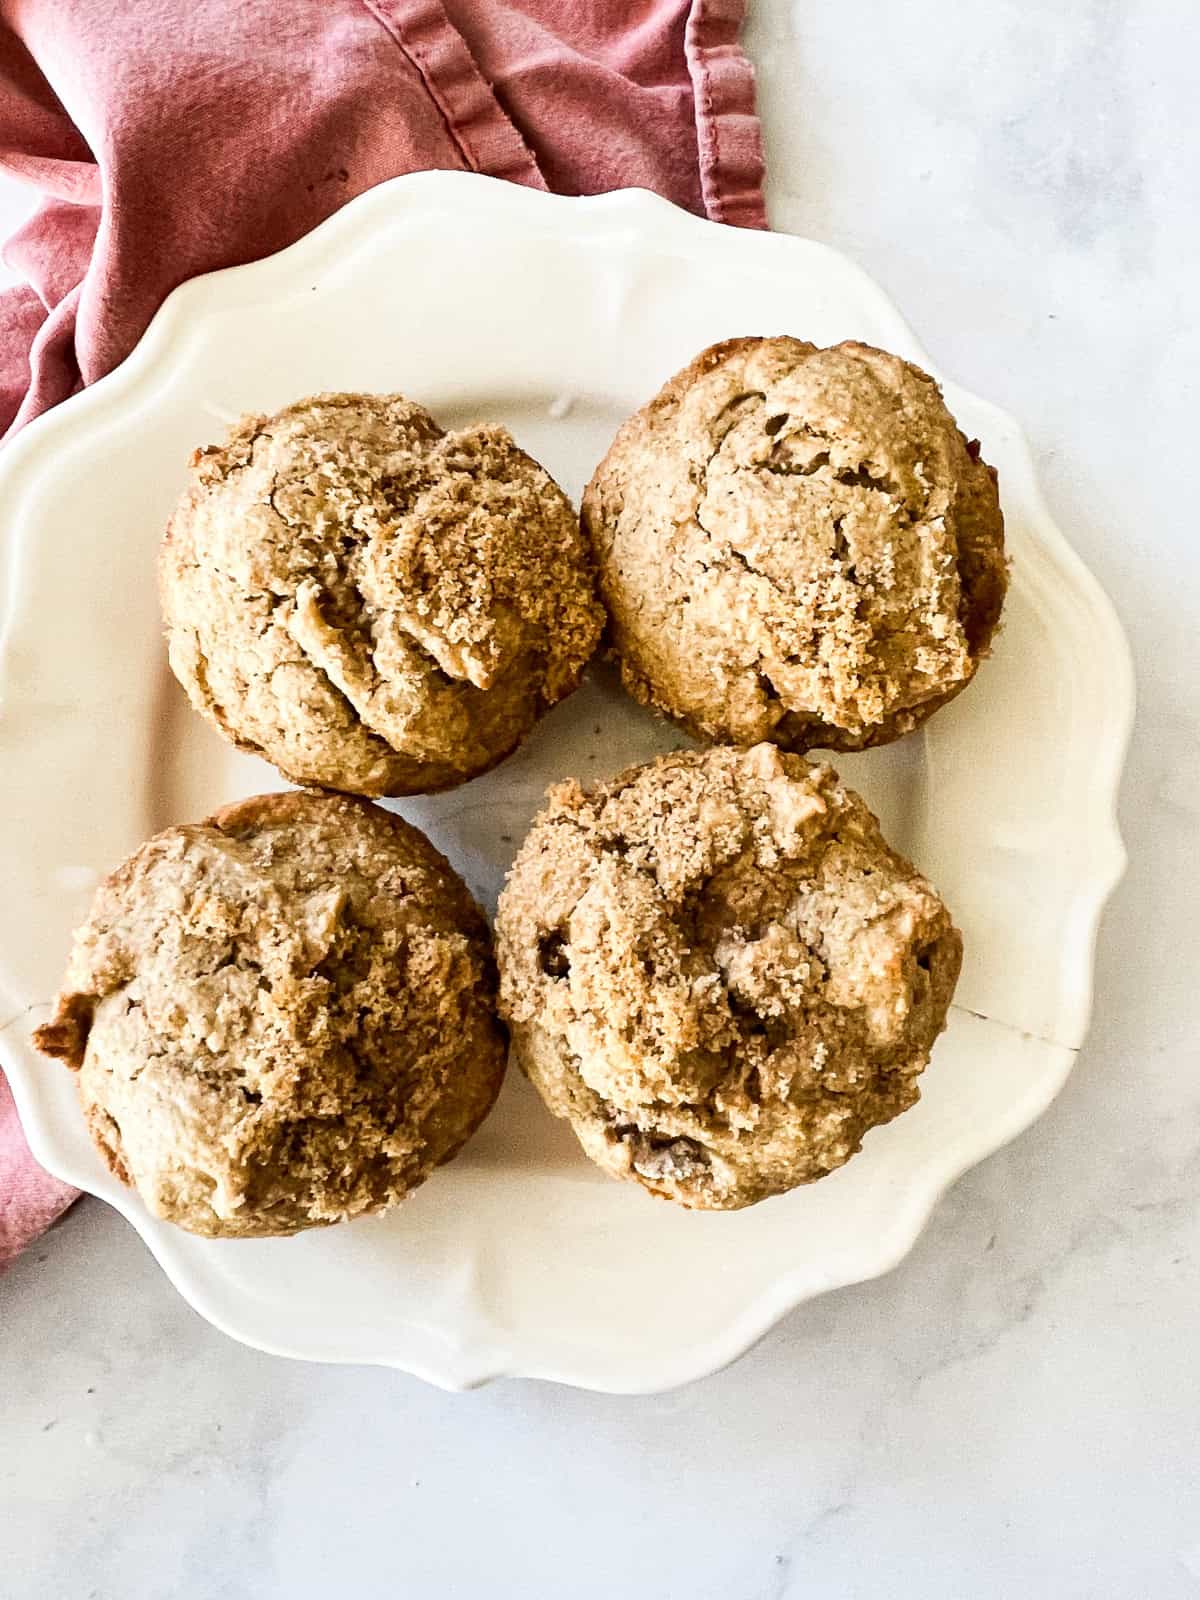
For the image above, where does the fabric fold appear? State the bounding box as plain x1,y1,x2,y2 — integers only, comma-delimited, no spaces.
685,0,767,228
362,0,546,186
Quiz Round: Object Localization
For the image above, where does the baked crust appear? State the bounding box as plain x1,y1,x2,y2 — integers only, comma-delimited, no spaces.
34,790,507,1238
161,392,604,796
496,743,961,1209
582,337,1007,752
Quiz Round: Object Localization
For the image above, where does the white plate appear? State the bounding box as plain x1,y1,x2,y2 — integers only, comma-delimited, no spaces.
0,172,1133,1392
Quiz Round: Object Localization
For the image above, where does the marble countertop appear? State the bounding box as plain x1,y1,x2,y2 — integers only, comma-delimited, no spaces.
3,3,1196,1595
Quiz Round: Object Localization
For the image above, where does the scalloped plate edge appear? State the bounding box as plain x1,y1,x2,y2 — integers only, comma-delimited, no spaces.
0,173,1135,1391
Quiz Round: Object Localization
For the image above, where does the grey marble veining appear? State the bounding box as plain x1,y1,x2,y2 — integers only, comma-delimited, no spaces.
3,2,1198,1595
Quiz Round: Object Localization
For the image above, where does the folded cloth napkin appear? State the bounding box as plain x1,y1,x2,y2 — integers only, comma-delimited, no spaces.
0,0,766,1267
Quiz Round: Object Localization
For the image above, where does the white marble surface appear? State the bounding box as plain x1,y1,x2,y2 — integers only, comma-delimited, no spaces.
2,2,1196,1595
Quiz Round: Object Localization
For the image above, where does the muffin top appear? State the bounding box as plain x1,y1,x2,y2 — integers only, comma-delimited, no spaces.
583,337,1007,751
161,393,603,796
496,743,961,1209
34,791,506,1238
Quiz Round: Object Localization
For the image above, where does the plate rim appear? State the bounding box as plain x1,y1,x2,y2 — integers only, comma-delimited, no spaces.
0,171,1135,1391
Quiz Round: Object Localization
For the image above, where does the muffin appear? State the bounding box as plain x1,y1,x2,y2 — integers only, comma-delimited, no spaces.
496,743,961,1209
583,337,1007,752
34,792,506,1238
161,392,604,796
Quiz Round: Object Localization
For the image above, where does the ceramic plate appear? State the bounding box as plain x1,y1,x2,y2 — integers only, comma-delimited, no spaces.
0,172,1133,1392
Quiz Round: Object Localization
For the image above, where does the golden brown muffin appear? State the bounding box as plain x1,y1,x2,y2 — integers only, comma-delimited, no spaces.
582,337,1007,752
496,744,961,1209
161,392,604,796
34,792,506,1238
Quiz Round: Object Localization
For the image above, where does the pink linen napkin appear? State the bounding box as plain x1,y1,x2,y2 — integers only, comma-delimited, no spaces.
0,0,766,1267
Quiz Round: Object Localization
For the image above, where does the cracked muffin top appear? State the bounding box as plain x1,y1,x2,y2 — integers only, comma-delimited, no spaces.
33,791,507,1238
161,392,604,796
582,337,1007,752
495,743,961,1209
